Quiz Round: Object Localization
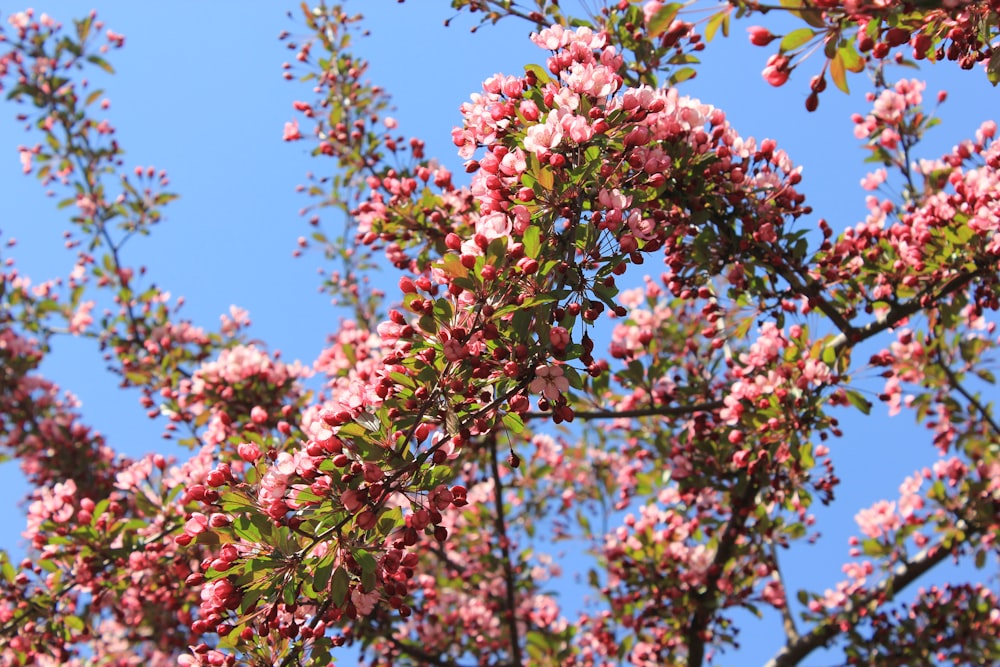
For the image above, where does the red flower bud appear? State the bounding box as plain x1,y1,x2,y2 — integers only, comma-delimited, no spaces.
747,26,777,47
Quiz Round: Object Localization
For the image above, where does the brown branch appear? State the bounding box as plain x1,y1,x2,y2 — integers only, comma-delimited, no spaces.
524,400,723,422
487,433,524,667
769,543,800,644
776,266,856,338
389,636,472,667
826,267,990,354
765,536,961,667
935,348,1000,438
686,478,760,667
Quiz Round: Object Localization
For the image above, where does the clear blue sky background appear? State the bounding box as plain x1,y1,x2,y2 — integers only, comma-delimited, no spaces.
0,2,995,665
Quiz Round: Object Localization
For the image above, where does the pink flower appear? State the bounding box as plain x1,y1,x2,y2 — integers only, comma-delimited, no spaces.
184,512,209,536
19,148,33,173
250,405,268,423
351,588,380,616
523,112,564,154
282,119,302,141
643,2,664,26
69,300,95,334
477,211,513,240
855,500,900,539
530,364,570,400
860,168,887,191
531,24,568,50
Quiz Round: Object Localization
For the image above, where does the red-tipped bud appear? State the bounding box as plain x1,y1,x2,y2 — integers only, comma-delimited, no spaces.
747,26,777,47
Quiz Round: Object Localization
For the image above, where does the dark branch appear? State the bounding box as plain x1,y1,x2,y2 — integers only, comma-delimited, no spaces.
827,267,990,354
488,433,524,667
524,400,723,422
765,536,961,667
685,478,760,667
390,635,474,667
769,543,800,644
934,348,1000,437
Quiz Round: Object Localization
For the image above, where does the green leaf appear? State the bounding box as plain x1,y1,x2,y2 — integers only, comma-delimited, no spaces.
704,10,730,42
845,389,872,415
780,28,815,53
839,42,864,73
283,582,297,606
523,225,541,259
330,566,349,606
85,54,115,75
647,3,682,38
988,49,1000,86
355,549,377,572
64,615,85,632
314,556,333,592
233,516,261,543
502,411,525,435
378,506,403,534
670,67,697,84
829,52,849,93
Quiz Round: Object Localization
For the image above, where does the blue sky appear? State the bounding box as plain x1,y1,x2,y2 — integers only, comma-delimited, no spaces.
0,2,995,664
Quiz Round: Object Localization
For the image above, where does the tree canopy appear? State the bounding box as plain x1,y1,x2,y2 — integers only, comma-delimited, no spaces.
0,1,998,665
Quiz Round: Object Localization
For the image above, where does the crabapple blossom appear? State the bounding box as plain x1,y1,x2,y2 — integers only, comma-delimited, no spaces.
2,3,999,667
529,364,570,401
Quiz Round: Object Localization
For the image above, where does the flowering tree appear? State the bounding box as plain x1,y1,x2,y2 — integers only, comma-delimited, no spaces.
1,1,998,665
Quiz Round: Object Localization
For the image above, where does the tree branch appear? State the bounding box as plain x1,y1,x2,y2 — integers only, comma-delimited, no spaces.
934,348,1000,437
524,400,723,422
488,433,524,667
769,543,800,644
685,478,760,667
826,266,990,354
389,635,472,667
765,536,961,667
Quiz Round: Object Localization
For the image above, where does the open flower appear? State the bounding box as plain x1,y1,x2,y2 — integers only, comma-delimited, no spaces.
529,364,570,400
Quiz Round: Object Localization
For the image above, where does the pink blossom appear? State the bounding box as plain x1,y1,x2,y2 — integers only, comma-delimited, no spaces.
860,168,887,191
19,148,33,173
69,300,95,334
237,442,262,463
643,2,664,26
855,500,900,539
184,512,209,536
530,24,569,50
351,588,380,615
549,326,571,349
477,211,513,240
282,119,302,141
523,112,564,154
530,364,570,400
565,62,620,98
